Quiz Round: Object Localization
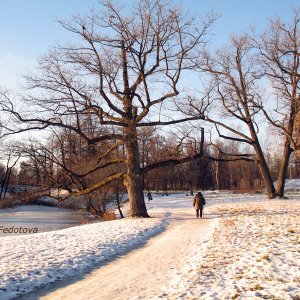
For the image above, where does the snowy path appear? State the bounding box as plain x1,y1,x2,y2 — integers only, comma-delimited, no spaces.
17,205,215,300
3,192,299,299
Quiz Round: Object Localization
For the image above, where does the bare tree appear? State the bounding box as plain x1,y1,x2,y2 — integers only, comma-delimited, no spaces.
253,10,300,197
0,146,20,201
193,34,276,198
0,0,216,217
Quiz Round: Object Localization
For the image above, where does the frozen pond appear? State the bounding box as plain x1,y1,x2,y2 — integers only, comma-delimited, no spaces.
0,205,91,236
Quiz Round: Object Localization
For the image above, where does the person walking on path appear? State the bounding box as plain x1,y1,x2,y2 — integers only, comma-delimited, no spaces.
193,192,206,218
147,191,152,202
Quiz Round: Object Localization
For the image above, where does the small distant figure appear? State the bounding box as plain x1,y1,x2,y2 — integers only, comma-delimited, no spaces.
147,191,152,202
193,191,206,218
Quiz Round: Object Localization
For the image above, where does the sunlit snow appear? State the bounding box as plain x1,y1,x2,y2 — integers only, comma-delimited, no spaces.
0,189,299,300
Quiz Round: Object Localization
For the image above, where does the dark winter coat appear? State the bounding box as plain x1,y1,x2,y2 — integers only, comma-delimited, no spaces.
147,192,152,200
193,192,206,210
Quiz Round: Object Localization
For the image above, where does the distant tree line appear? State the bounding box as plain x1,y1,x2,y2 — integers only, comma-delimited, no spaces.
1,128,299,198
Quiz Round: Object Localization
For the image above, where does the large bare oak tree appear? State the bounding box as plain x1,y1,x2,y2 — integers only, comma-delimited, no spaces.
0,0,216,217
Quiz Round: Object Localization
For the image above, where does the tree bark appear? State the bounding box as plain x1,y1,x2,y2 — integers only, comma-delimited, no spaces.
215,160,220,190
189,180,194,196
124,125,149,217
253,142,276,198
276,140,293,197
116,179,124,219
246,112,275,198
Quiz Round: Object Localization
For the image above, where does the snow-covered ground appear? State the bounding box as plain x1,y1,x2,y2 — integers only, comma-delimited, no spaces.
0,212,169,299
171,199,300,300
0,192,299,299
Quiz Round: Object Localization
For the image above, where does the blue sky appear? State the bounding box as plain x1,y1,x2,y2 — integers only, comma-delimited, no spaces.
0,0,299,88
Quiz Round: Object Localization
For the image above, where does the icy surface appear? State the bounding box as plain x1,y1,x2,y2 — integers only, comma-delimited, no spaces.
0,205,87,236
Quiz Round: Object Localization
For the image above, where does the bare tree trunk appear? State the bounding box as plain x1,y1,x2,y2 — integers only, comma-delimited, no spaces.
215,160,220,190
121,38,148,218
124,126,149,217
189,180,193,196
253,142,276,198
3,168,13,198
276,140,293,197
116,179,124,219
0,154,20,200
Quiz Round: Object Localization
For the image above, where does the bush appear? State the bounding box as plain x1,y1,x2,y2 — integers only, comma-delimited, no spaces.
101,211,117,221
0,196,16,209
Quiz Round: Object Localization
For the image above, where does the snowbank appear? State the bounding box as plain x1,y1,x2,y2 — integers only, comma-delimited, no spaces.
0,215,169,300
